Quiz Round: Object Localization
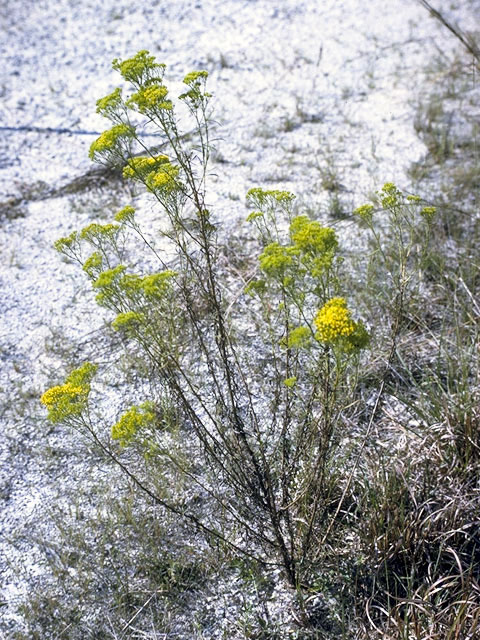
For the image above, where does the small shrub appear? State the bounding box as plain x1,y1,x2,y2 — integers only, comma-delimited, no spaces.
43,51,372,592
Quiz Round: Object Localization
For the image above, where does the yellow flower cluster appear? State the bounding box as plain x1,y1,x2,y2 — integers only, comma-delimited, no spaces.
314,298,356,342
140,271,177,296
145,163,180,193
179,70,211,104
114,205,136,224
41,382,84,408
259,242,295,276
246,210,263,223
80,222,120,242
420,206,436,221
246,187,296,209
121,270,177,298
122,155,169,180
54,230,78,254
96,87,122,116
128,84,172,113
112,311,145,332
183,70,209,85
93,265,126,289
41,363,97,424
356,185,435,225
314,298,369,352
289,216,338,274
83,251,103,278
89,124,134,160
255,215,338,283
122,156,179,193
112,50,164,85
379,182,402,209
111,402,156,447
354,203,374,224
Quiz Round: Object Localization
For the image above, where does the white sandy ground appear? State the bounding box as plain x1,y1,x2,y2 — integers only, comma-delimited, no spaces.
0,0,478,635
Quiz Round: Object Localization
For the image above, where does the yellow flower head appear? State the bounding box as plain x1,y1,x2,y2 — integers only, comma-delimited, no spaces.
112,50,165,85
258,242,295,277
354,203,374,224
314,298,369,352
122,155,169,180
112,311,145,333
96,87,122,117
420,206,436,221
128,84,171,113
315,298,355,343
114,205,136,224
379,182,403,209
246,188,295,210
145,163,180,193
89,124,134,160
54,231,78,255
183,70,209,85
41,363,97,424
111,402,156,447
41,383,84,408
83,252,103,278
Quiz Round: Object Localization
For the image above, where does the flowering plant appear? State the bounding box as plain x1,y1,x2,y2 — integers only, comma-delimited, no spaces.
44,51,370,588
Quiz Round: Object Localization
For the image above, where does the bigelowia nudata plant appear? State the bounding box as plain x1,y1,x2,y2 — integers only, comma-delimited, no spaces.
45,50,440,590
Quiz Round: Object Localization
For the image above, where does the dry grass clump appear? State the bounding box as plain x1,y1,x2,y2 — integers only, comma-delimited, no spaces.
355,417,480,639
